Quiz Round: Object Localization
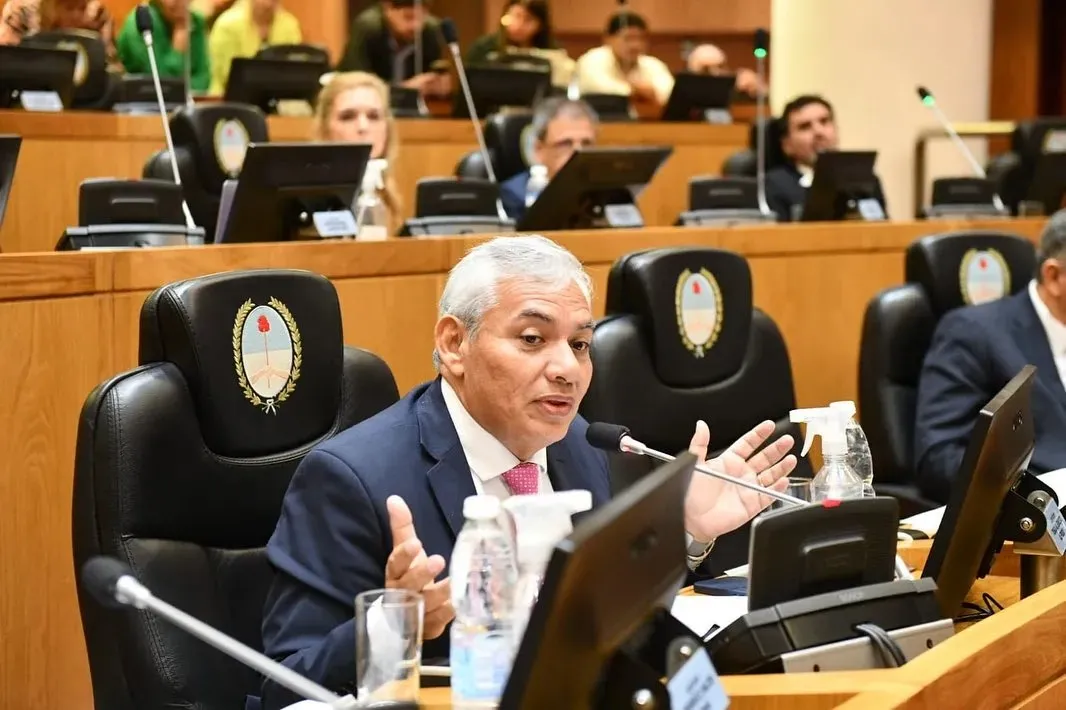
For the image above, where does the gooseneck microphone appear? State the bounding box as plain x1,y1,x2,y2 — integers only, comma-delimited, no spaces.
81,556,359,709
135,3,196,230
588,422,915,580
753,28,772,218
586,422,807,507
440,17,509,223
916,85,1005,212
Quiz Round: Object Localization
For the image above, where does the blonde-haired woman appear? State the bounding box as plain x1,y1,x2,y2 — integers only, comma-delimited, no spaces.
314,71,401,231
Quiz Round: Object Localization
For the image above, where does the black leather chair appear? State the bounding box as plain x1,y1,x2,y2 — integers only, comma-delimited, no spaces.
720,116,786,177
73,269,400,710
580,248,809,574
21,29,119,110
859,231,1036,515
985,117,1066,215
455,111,534,180
143,103,269,231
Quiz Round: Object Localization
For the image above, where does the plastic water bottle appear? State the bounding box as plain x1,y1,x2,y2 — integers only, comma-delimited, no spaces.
831,401,875,497
525,164,549,208
450,495,517,708
355,158,389,240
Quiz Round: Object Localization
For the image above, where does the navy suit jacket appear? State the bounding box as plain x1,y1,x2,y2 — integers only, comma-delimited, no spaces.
914,289,1066,503
500,170,530,223
258,378,611,709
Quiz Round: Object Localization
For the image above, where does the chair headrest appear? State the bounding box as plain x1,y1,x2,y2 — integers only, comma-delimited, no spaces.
170,103,269,192
905,230,1036,315
606,248,753,388
485,111,534,181
139,269,344,458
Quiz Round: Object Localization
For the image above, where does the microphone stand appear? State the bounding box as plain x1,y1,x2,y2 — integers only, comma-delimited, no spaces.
753,29,772,217
184,1,193,110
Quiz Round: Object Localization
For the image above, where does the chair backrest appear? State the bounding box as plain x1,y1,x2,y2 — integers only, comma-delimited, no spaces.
484,111,535,181
21,29,111,107
73,269,400,710
580,248,807,572
858,231,1036,484
719,115,785,177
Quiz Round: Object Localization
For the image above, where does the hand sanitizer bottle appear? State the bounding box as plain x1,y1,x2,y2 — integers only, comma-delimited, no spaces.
830,401,875,497
790,406,864,502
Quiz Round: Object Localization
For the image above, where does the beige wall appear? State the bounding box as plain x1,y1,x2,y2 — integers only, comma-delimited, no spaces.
770,0,993,219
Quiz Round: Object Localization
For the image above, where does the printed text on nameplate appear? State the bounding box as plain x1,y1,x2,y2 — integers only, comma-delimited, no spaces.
666,647,730,710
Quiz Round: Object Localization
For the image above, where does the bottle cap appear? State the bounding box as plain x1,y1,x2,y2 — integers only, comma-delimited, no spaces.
463,495,501,521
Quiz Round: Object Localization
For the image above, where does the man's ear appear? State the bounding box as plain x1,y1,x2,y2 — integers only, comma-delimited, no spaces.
434,315,467,376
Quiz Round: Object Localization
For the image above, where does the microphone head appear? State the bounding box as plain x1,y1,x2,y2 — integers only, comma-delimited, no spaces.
440,18,458,46
586,422,631,451
754,28,769,57
81,556,133,609
134,4,153,35
917,86,934,105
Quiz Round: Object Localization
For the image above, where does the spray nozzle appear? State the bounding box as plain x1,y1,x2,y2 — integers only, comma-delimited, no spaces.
790,405,852,457
501,490,593,568
361,159,387,194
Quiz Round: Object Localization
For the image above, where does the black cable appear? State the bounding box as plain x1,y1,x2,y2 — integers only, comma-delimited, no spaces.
955,592,1004,623
854,623,906,668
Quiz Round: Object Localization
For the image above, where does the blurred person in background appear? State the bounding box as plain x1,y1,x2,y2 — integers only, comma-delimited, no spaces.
117,0,210,92
686,42,763,97
313,71,402,229
465,0,558,65
208,0,302,94
574,11,673,106
0,0,120,67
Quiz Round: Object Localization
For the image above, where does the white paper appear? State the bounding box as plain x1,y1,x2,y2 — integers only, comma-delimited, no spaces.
900,468,1066,535
670,595,749,639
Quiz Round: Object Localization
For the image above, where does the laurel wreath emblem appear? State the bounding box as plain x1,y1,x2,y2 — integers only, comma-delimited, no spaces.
675,268,724,359
232,297,302,414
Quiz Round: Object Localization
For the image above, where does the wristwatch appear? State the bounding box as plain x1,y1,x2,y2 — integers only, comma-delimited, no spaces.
686,536,716,571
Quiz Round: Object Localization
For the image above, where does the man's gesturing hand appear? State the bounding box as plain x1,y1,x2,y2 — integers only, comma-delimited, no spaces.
385,495,455,639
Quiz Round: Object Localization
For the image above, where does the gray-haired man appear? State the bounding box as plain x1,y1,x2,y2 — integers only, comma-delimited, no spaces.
258,235,795,708
499,97,600,222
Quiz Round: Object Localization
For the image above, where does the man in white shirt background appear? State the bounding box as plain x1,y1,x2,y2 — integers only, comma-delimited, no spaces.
574,11,675,106
257,234,797,708
915,209,1066,504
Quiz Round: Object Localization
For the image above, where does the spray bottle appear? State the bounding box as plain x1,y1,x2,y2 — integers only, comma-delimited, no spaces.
501,490,593,647
354,158,389,241
830,400,875,497
790,406,864,502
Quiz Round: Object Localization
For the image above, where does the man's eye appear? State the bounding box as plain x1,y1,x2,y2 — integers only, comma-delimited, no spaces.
521,335,543,345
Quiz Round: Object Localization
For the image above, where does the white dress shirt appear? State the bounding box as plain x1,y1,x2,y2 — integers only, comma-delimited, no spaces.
440,378,553,498
574,45,676,105
1029,280,1066,392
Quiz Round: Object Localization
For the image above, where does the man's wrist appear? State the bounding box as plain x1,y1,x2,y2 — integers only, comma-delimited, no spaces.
685,533,716,570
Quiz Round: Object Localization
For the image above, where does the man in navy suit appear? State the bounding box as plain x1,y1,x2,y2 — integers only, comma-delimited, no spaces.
915,211,1066,504
499,97,599,222
259,235,797,708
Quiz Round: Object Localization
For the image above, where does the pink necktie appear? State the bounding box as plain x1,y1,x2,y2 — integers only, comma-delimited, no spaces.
501,462,540,495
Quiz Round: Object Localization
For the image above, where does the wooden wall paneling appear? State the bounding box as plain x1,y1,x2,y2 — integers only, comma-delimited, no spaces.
485,0,769,35
105,0,140,27
988,0,1042,154
0,294,116,710
284,0,348,62
1039,0,1066,116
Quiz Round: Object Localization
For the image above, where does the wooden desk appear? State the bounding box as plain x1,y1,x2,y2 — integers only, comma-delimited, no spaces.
0,110,747,253
0,219,1045,709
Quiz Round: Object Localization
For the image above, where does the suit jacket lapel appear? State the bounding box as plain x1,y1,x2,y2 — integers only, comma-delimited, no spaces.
547,434,610,510
417,379,476,539
1012,292,1066,406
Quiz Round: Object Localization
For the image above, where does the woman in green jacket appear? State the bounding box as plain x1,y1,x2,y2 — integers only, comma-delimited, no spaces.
117,0,210,93
465,0,557,66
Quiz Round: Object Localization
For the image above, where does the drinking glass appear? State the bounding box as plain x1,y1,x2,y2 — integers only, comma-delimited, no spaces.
764,477,813,514
355,588,424,702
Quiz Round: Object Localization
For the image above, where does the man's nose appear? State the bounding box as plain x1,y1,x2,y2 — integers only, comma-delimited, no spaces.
545,342,582,383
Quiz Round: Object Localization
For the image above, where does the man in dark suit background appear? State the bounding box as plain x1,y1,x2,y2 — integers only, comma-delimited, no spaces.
499,97,599,222
765,94,887,222
338,0,451,96
258,235,797,708
914,210,1066,503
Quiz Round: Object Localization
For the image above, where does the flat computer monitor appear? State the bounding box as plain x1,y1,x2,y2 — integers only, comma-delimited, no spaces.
0,45,76,109
77,178,185,226
452,65,551,118
580,93,634,122
661,73,735,122
800,150,887,222
224,57,328,114
255,43,329,65
20,29,111,109
112,75,185,114
923,177,1007,220
517,146,672,232
399,178,515,236
500,453,697,710
0,135,21,230
677,176,775,226
390,86,428,118
215,142,371,243
922,365,1039,618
